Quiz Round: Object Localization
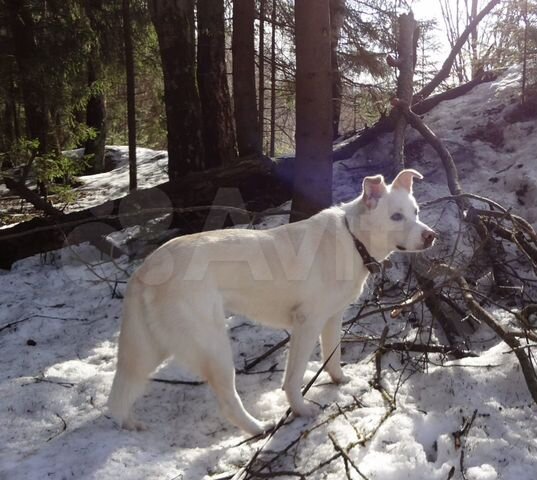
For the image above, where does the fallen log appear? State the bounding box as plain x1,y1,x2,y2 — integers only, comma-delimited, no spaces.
333,70,499,162
0,157,292,269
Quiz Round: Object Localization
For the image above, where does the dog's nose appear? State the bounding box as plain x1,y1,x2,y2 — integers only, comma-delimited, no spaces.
422,229,437,248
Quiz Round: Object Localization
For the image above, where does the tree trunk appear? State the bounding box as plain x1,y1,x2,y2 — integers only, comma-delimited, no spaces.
84,58,107,173
122,0,137,191
1,75,18,152
391,12,418,176
0,158,292,269
84,0,106,173
470,0,479,79
258,0,266,153
269,0,276,157
148,0,205,180
329,0,345,140
291,0,333,221
232,0,260,158
197,0,237,168
6,0,50,155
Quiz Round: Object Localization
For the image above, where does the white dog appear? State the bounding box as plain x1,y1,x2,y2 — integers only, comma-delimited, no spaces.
108,169,436,435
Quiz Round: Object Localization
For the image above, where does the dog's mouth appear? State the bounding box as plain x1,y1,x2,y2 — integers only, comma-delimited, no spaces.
396,245,407,251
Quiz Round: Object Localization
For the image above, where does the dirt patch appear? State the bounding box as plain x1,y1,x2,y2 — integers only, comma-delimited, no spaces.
504,96,537,123
464,120,505,149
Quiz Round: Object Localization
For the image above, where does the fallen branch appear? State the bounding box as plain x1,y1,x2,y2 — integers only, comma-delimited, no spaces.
412,70,500,115
456,274,537,403
383,342,477,358
392,98,463,197
328,433,370,480
3,176,63,218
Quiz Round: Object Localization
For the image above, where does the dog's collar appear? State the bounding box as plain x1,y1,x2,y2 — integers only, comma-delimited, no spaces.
343,216,391,274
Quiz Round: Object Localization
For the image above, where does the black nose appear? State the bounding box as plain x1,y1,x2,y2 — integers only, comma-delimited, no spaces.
422,229,437,248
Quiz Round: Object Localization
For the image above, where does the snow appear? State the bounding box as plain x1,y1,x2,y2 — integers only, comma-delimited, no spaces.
2,66,537,479
70,146,169,212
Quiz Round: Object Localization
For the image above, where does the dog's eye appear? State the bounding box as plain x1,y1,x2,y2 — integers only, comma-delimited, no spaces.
391,212,404,221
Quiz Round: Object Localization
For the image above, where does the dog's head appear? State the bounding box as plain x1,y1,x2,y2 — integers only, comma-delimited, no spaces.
358,169,437,253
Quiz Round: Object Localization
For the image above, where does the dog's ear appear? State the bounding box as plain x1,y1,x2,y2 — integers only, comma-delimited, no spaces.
362,175,387,209
392,169,423,192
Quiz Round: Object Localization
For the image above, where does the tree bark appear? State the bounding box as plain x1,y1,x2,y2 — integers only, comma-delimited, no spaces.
0,158,292,269
258,0,266,153
232,0,260,157
291,0,333,221
269,0,277,157
197,0,237,168
84,59,107,173
148,0,205,180
122,0,137,190
329,0,345,140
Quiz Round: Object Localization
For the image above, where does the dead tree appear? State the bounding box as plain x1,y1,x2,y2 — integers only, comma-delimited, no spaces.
388,11,419,176
334,0,501,164
415,0,500,101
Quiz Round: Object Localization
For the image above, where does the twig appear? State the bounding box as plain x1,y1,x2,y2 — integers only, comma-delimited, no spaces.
241,336,290,372
373,325,389,389
328,433,370,480
151,377,204,386
46,412,67,442
0,317,31,333
456,274,537,404
383,342,477,358
452,409,478,480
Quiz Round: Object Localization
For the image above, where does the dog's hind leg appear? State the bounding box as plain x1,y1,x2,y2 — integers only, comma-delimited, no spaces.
197,310,268,435
108,296,165,430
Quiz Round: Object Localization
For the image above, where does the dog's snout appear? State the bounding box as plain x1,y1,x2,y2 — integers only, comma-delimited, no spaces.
422,229,437,248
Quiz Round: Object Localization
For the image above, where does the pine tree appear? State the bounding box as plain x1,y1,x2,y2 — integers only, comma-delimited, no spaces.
232,0,260,157
291,0,333,221
197,0,237,167
148,0,205,180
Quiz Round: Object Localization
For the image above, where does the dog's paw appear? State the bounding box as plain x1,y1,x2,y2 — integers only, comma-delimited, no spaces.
245,419,274,437
330,372,351,385
121,418,147,432
291,401,319,418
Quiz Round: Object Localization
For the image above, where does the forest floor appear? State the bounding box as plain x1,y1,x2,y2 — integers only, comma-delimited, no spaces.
1,66,537,479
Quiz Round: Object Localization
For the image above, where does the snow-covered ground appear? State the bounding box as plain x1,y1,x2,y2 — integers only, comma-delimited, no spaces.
1,66,537,479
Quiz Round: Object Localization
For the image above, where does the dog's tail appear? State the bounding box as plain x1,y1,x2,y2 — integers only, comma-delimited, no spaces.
107,281,163,429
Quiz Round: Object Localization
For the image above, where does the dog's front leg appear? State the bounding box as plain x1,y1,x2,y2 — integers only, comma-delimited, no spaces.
283,312,324,417
321,311,350,384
